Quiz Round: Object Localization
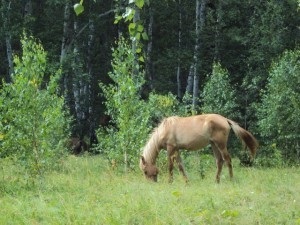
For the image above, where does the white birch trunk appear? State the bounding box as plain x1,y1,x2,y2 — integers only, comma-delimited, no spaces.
176,0,182,99
72,20,85,126
2,0,14,80
214,1,223,61
192,0,206,111
87,16,95,142
60,1,72,65
186,65,194,95
146,5,154,90
132,6,140,77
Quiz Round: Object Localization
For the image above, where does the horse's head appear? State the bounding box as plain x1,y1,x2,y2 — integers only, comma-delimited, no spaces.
140,156,159,182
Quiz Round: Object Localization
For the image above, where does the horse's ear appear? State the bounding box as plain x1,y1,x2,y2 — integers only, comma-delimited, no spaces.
140,155,146,165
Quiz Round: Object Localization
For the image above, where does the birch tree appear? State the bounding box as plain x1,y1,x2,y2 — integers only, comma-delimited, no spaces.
176,0,183,99
145,5,154,90
185,0,206,112
1,0,14,80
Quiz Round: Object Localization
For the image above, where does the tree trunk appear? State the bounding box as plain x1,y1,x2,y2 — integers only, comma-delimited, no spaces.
176,0,182,99
132,5,140,77
214,0,223,61
87,10,98,145
186,65,194,95
72,19,88,138
146,5,154,90
191,0,206,112
60,0,75,119
60,0,72,65
2,0,13,81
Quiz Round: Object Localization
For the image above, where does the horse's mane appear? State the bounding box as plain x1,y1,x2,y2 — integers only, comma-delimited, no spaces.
142,116,179,164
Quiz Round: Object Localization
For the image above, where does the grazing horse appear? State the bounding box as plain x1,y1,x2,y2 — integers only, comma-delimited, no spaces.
139,114,258,183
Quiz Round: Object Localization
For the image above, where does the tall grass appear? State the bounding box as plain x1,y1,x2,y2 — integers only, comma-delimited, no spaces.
1,155,300,224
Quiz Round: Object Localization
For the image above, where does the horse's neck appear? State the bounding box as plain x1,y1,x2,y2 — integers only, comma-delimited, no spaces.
143,131,160,164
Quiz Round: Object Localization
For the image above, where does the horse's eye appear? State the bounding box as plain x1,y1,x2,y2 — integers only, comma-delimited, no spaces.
144,171,148,175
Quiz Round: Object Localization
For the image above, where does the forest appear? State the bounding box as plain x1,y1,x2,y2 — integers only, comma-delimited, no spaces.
0,0,300,176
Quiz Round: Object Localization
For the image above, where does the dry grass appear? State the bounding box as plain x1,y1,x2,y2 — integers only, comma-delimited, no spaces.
1,155,300,224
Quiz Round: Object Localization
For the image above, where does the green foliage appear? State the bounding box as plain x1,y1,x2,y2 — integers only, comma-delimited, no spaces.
97,38,179,170
74,1,84,16
148,92,179,121
97,38,151,170
201,62,240,119
114,0,148,41
255,144,284,168
257,49,300,163
0,35,70,179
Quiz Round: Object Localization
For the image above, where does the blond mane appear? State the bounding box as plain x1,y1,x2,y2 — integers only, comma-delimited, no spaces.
142,116,179,164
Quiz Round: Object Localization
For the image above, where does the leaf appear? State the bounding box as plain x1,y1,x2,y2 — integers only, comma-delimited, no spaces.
135,32,141,41
123,7,135,21
114,15,122,24
74,3,84,16
137,24,144,32
135,0,144,9
142,32,149,41
138,56,144,62
128,23,136,35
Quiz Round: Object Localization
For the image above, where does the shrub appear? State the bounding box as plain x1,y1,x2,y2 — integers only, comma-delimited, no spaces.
257,49,300,164
201,62,240,119
0,35,70,180
97,38,151,171
97,38,179,171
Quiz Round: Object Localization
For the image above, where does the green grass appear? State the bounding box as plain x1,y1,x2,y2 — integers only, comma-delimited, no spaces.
0,155,300,225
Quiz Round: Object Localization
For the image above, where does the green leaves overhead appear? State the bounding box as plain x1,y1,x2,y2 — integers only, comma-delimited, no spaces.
129,0,145,9
128,22,147,42
74,0,84,16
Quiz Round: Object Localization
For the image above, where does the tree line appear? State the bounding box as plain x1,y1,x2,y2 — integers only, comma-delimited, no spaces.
0,0,299,173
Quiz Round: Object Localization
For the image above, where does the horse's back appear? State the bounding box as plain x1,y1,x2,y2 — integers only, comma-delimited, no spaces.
162,114,229,150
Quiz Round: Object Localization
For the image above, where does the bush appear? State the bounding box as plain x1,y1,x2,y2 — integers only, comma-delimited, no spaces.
255,144,284,168
201,62,240,119
97,38,151,171
257,49,300,163
97,38,179,171
0,35,70,180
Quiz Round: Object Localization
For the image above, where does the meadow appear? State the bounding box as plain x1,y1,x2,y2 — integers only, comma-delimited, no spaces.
0,154,299,225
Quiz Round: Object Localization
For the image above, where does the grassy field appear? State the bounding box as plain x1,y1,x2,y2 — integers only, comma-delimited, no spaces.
0,155,300,225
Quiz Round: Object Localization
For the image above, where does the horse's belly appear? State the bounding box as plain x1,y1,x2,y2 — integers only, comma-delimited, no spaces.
176,135,209,150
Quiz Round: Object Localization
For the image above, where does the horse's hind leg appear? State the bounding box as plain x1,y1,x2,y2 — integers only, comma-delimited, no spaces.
223,149,233,180
212,141,233,182
211,142,224,183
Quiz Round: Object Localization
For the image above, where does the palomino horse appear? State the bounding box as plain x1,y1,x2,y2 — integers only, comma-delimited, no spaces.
140,114,258,183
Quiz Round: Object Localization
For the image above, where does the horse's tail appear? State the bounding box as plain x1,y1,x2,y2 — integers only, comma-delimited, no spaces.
227,119,259,159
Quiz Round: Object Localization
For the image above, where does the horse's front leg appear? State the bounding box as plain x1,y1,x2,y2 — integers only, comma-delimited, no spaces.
175,151,189,183
168,155,175,183
167,145,176,183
